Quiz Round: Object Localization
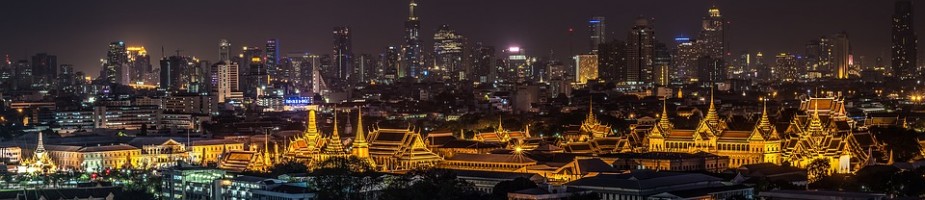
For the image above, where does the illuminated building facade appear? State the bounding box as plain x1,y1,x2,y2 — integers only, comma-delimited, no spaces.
43,143,140,173
781,97,878,173
103,41,127,85
574,54,599,84
188,139,245,166
333,27,352,81
366,126,442,171
126,46,153,85
645,93,782,168
433,24,465,81
211,61,242,103
474,116,531,143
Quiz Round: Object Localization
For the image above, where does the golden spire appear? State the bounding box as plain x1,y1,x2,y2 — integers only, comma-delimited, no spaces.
36,131,46,153
658,99,672,129
354,107,367,144
585,99,597,125
497,114,504,132
809,100,823,131
705,85,719,126
332,107,340,138
757,99,772,130
305,107,319,137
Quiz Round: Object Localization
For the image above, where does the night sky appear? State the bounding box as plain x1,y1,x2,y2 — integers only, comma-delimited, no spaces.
1,0,923,76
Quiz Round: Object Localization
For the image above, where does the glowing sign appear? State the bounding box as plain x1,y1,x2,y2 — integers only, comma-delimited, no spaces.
589,20,601,23
508,47,521,52
284,97,312,105
675,37,690,42
509,55,526,60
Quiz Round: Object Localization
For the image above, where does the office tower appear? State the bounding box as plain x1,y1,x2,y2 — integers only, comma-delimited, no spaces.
805,38,832,80
697,56,724,83
589,17,606,52
212,61,240,103
30,53,57,87
503,47,532,83
434,24,465,81
243,55,269,98
266,39,280,80
159,56,185,91
333,27,353,81
353,54,374,84
653,43,671,85
892,0,918,79
126,46,151,85
381,46,400,81
698,6,725,59
774,53,800,82
238,46,263,71
831,32,851,79
597,40,626,82
574,54,599,84
673,37,699,82
103,41,128,85
402,0,423,78
626,17,656,85
57,64,76,93
469,43,495,84
219,39,231,62
13,60,31,90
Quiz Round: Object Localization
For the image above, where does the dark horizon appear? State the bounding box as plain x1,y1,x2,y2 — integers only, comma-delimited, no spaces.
1,0,923,75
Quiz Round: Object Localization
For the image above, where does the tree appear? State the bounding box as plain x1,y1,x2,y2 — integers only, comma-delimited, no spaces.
491,177,537,200
139,124,148,136
380,168,487,200
806,158,830,184
309,156,378,200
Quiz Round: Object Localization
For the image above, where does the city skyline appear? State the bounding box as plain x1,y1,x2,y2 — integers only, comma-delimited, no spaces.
0,0,923,75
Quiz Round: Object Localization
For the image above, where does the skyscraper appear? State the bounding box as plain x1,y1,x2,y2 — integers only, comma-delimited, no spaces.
219,39,231,62
402,0,423,78
333,26,353,81
433,24,465,81
589,17,606,52
831,32,851,79
211,61,240,103
626,17,656,85
597,40,626,82
892,0,918,79
698,6,725,59
381,46,400,81
126,46,151,85
574,54,599,84
266,39,280,80
30,53,57,87
469,43,495,84
103,41,127,85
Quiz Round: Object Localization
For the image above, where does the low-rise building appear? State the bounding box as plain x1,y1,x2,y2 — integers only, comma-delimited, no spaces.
565,170,754,200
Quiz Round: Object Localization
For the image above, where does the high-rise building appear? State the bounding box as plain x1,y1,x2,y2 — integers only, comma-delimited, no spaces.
219,39,231,62
469,43,495,84
402,0,423,78
212,61,241,103
626,17,656,85
433,24,465,81
31,53,57,87
266,39,280,80
597,40,626,82
698,6,725,59
774,53,800,82
673,37,699,82
502,47,533,83
103,41,128,85
160,56,186,91
831,32,851,79
574,54,599,84
126,46,152,85
333,27,353,81
381,46,401,81
892,0,918,79
353,54,374,84
697,56,724,83
653,43,671,85
589,17,606,52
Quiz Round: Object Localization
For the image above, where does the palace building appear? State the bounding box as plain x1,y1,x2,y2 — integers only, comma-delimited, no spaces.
366,125,443,172
644,91,782,168
474,116,531,144
781,97,880,173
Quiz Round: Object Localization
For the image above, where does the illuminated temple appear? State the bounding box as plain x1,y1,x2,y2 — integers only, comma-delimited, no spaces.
18,132,56,174
780,97,879,173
